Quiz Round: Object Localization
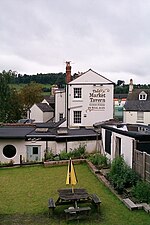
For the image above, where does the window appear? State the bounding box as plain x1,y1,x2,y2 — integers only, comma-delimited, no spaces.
74,111,81,124
137,111,144,122
33,147,38,154
59,113,63,121
139,94,146,100
74,88,82,98
3,145,16,158
115,137,121,157
139,91,147,100
105,130,111,154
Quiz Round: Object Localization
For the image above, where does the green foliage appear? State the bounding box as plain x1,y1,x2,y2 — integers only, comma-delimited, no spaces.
89,153,109,168
108,156,139,194
59,144,86,160
13,72,66,86
0,70,22,122
45,151,54,161
19,82,43,117
45,144,86,161
131,181,150,203
69,144,86,159
59,150,71,160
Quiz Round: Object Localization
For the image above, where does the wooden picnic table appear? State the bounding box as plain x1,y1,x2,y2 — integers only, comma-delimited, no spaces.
48,188,101,219
56,188,90,203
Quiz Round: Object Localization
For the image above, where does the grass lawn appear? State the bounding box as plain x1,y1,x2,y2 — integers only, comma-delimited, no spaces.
0,163,149,225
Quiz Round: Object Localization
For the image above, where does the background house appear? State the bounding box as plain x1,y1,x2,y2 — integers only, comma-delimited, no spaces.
29,103,54,123
123,89,150,125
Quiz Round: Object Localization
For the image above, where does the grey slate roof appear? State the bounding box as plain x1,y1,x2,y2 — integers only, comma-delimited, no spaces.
26,126,99,141
124,89,150,111
114,94,128,99
36,103,54,112
0,125,35,139
0,122,99,141
44,96,55,104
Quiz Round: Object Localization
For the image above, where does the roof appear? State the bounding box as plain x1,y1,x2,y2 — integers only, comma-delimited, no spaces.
114,94,128,99
26,126,100,141
36,103,54,112
124,89,150,111
0,125,35,139
69,69,114,85
0,122,100,142
100,123,150,141
43,96,55,104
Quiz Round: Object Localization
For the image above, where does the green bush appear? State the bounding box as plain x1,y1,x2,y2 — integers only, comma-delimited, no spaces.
45,151,54,161
89,153,109,168
59,150,71,160
131,181,150,203
59,144,86,160
108,155,139,194
70,144,86,159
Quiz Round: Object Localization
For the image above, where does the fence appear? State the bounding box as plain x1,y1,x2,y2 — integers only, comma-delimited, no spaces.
133,149,150,183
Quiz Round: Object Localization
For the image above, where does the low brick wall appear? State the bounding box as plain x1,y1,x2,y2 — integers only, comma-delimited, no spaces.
44,159,86,167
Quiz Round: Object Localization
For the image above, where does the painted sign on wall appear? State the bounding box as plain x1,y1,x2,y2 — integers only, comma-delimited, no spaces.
88,88,110,111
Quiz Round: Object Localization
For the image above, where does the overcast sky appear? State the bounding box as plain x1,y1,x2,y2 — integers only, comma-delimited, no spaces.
0,0,150,84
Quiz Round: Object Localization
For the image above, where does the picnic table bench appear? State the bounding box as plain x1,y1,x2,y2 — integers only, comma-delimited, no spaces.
48,198,56,216
90,194,101,212
64,206,91,220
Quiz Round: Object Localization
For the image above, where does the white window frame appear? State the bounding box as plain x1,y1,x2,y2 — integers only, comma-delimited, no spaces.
73,111,82,124
139,91,147,100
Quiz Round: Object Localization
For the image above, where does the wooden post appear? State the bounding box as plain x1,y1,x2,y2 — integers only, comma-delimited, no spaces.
142,152,146,181
20,155,22,166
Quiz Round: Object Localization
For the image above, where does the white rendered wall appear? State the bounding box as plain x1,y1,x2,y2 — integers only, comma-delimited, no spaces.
123,111,150,125
68,84,114,127
0,139,27,164
43,111,53,122
55,91,66,122
54,140,98,155
111,132,133,168
101,128,133,168
30,104,43,123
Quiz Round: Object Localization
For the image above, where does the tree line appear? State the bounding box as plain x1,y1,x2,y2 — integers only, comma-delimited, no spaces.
1,71,150,123
12,72,66,87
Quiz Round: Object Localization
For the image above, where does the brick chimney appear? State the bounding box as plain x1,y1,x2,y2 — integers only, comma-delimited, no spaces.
66,61,71,83
129,79,133,93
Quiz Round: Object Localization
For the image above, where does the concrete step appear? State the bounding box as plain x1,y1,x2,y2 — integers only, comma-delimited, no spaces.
123,198,138,210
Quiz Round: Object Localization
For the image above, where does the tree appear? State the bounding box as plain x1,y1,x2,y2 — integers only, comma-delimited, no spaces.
19,82,43,117
0,70,22,122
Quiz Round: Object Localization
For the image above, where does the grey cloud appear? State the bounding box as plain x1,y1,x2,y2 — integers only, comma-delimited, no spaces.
0,0,150,83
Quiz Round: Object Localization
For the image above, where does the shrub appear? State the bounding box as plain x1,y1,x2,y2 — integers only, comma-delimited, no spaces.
70,144,86,159
131,181,150,203
89,153,109,168
59,150,71,160
59,144,86,160
45,151,54,161
108,155,139,194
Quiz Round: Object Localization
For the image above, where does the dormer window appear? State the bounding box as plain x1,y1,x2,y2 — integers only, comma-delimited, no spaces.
139,91,147,100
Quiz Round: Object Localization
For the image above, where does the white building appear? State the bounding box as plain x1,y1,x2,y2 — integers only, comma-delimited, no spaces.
66,67,114,128
0,63,115,165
